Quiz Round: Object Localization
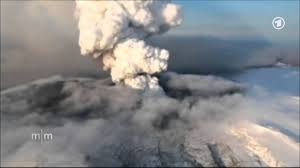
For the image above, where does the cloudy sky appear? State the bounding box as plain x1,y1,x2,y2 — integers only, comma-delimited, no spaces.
174,1,299,42
1,1,299,89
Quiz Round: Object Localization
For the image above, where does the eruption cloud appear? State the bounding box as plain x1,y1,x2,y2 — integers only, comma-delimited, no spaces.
75,0,182,91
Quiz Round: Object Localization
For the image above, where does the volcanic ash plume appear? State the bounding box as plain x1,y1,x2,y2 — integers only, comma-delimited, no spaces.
75,0,182,91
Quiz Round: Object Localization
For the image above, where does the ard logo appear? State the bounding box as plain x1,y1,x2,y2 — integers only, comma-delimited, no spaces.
272,17,285,30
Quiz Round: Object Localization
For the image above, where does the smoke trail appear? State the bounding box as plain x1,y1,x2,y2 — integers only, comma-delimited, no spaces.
75,0,182,91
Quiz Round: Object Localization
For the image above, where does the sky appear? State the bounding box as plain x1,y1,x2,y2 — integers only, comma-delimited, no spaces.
174,0,299,44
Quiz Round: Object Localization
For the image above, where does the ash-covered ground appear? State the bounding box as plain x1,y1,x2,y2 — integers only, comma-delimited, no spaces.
1,68,299,167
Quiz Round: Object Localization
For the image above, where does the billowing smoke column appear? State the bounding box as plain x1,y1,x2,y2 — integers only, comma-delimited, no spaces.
75,0,182,91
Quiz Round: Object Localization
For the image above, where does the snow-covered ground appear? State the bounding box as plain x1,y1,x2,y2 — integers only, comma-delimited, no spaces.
230,66,299,142
227,66,299,166
1,66,299,167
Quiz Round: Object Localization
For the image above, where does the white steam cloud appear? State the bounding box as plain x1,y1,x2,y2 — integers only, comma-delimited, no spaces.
75,0,182,90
